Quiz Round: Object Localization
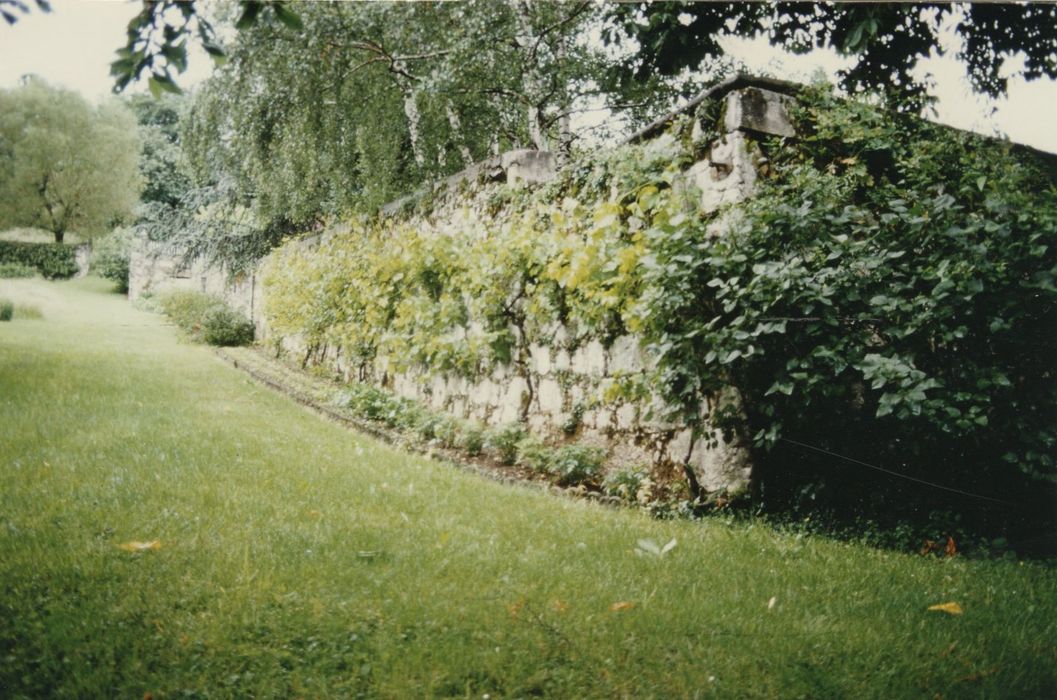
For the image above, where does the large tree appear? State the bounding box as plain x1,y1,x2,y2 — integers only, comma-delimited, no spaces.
0,78,142,243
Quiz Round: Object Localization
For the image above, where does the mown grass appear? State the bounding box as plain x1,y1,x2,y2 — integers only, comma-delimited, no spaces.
1,277,1056,699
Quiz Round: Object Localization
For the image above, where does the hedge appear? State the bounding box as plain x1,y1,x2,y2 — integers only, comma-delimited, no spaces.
0,240,78,279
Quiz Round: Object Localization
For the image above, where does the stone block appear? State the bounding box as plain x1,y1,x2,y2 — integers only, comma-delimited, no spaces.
608,335,643,373
536,378,564,415
723,87,796,138
666,429,693,464
527,413,550,434
498,376,528,423
529,343,552,375
687,434,752,495
571,339,607,375
615,403,637,431
580,409,600,430
501,149,556,186
689,131,759,214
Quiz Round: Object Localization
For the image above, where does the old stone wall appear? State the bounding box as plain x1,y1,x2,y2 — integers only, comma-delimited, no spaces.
129,84,797,496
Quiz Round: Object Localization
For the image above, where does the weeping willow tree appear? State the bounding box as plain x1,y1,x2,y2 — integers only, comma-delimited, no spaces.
175,0,604,268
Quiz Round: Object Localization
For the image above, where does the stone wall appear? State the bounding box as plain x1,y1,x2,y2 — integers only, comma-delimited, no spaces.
128,82,798,496
128,236,268,334
74,244,92,277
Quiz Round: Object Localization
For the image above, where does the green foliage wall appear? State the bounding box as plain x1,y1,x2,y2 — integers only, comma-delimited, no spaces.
0,240,78,279
262,87,1057,526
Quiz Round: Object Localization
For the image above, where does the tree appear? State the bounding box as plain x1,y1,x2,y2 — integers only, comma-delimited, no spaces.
0,78,142,243
179,1,602,225
604,3,1057,113
126,93,193,208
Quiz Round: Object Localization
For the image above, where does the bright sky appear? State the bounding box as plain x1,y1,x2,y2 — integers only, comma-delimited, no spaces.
2,0,1056,153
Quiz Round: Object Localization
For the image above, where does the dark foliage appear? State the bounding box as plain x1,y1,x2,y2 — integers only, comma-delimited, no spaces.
0,240,77,279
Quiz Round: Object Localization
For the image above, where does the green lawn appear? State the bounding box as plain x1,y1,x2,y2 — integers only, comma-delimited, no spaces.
1,277,1055,699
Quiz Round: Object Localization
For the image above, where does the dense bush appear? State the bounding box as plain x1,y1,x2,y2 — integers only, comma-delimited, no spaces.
157,290,254,346
92,228,134,292
0,241,77,279
0,262,36,278
200,306,255,346
0,299,12,321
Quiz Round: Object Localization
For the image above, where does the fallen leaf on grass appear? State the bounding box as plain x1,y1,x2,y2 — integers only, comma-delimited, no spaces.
609,601,635,612
767,596,777,610
118,540,161,553
927,602,963,615
634,538,677,557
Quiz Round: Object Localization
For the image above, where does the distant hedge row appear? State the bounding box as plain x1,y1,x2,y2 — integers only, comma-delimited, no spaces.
0,241,78,279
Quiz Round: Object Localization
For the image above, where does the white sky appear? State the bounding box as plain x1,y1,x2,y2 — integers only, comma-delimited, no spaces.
2,0,1056,153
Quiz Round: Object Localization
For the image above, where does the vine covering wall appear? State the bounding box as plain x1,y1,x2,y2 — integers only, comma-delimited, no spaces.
258,92,770,496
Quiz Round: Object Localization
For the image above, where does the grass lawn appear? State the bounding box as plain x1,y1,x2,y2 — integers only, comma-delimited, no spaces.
1,277,1055,698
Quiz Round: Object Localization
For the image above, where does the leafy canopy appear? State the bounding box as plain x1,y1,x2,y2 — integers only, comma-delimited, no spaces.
604,3,1057,111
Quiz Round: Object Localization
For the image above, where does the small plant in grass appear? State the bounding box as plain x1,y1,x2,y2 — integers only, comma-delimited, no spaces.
548,444,606,486
514,437,605,486
485,423,525,465
0,262,36,278
603,465,655,504
0,299,13,321
131,291,161,312
458,425,485,456
414,411,443,441
514,436,551,473
339,383,414,429
434,415,461,449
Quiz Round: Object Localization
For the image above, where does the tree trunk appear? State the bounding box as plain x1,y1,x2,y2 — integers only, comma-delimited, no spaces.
555,38,573,164
514,0,550,152
393,60,425,168
445,102,474,167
